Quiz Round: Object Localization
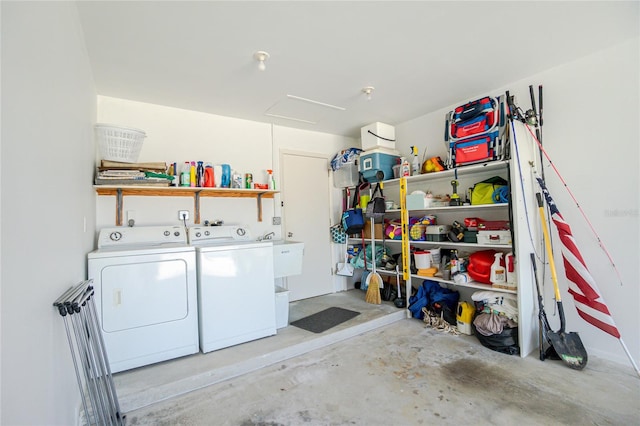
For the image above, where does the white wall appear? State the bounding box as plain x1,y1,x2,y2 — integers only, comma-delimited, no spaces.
1,3,97,425
96,98,354,238
395,37,640,368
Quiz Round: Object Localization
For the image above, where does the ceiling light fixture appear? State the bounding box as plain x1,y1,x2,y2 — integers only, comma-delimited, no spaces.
362,86,375,101
254,51,270,71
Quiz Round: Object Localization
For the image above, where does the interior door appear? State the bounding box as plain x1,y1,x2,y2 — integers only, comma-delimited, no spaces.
281,152,333,301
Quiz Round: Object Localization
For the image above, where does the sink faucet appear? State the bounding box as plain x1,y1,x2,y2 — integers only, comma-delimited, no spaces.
262,231,275,240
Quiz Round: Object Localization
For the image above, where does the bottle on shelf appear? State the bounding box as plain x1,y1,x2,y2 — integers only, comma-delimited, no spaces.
196,161,204,187
505,252,517,287
204,163,214,187
410,146,420,176
180,161,190,187
449,249,459,276
189,161,196,187
400,157,411,177
267,169,275,190
490,252,506,284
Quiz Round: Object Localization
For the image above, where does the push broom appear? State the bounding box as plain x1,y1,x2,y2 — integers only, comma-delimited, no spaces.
365,217,382,304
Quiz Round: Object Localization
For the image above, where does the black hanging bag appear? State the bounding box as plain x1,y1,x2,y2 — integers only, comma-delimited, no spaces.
365,183,386,222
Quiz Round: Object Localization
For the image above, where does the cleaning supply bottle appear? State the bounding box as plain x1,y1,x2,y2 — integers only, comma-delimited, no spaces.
189,161,196,187
180,161,190,187
490,252,506,284
400,157,411,177
204,163,214,187
196,161,204,187
505,252,517,288
232,170,242,188
267,169,274,189
410,146,420,176
449,249,459,276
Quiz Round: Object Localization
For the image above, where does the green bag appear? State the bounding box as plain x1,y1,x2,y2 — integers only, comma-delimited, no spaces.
471,176,508,205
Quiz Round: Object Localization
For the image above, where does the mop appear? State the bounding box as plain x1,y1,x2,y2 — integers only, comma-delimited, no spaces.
336,243,354,276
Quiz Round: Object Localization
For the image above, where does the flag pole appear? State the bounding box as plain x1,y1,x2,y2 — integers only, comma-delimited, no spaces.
511,116,640,378
619,339,640,379
521,123,624,287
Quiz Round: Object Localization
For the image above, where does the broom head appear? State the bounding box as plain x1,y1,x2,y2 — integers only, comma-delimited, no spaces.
365,273,382,304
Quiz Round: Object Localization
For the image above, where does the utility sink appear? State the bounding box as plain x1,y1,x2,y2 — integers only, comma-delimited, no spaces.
272,240,304,278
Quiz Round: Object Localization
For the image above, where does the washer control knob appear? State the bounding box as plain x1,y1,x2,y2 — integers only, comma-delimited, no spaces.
109,231,122,241
236,228,246,237
204,230,210,236
174,231,181,237
164,230,170,237
195,231,201,238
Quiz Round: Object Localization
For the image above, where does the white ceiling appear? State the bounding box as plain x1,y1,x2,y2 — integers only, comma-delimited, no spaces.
76,1,638,138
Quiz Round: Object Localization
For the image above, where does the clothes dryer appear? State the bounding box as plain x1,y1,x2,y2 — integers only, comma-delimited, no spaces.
88,225,198,373
188,225,276,353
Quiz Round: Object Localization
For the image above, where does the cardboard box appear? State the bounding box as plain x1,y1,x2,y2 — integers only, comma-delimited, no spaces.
361,122,396,150
363,220,383,240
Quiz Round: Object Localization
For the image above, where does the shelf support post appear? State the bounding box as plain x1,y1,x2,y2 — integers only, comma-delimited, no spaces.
400,177,411,318
116,188,123,226
194,191,201,224
256,193,263,222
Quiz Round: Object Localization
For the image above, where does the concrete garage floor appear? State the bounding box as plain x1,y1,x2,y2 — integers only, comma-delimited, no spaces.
118,290,639,425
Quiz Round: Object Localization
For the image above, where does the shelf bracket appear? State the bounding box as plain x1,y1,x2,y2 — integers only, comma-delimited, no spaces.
115,189,123,226
194,191,201,225
256,193,263,222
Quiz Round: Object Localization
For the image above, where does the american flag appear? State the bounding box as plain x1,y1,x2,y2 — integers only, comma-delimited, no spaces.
536,178,620,338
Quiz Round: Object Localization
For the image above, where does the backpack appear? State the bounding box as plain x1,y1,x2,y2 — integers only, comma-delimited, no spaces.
471,176,508,205
408,280,459,324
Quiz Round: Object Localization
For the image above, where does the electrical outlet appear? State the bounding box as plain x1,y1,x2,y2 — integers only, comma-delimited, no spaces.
272,216,281,225
179,210,189,221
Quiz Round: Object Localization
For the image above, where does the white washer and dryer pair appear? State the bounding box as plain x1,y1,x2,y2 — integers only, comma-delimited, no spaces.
187,225,277,353
87,225,199,373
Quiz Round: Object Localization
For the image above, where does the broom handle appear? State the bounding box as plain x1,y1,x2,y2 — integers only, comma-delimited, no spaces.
537,193,566,334
536,193,561,302
370,216,376,274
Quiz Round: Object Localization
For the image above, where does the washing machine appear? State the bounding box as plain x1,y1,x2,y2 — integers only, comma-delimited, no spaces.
87,225,199,373
188,225,276,353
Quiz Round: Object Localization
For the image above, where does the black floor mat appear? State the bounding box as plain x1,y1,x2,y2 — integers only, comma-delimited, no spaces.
290,307,361,333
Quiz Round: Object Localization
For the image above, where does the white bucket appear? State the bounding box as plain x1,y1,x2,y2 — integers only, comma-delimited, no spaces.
414,251,431,269
430,248,441,264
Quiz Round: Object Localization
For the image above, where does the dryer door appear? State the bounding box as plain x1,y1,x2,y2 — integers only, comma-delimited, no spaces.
100,258,189,332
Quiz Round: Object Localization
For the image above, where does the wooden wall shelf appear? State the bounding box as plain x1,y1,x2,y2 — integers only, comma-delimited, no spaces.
94,185,279,225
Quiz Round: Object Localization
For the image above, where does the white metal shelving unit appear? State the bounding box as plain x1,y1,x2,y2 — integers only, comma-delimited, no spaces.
353,160,536,357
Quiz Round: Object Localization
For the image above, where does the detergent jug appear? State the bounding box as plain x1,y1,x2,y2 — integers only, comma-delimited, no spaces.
456,301,475,335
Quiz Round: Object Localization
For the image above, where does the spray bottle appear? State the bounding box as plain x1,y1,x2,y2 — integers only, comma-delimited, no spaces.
400,157,411,177
267,169,275,190
410,146,420,176
490,252,506,284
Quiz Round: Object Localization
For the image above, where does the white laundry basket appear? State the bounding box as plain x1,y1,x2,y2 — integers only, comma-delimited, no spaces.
95,123,146,163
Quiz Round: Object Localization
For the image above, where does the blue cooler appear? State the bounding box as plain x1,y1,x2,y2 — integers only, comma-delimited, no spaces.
359,149,400,182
